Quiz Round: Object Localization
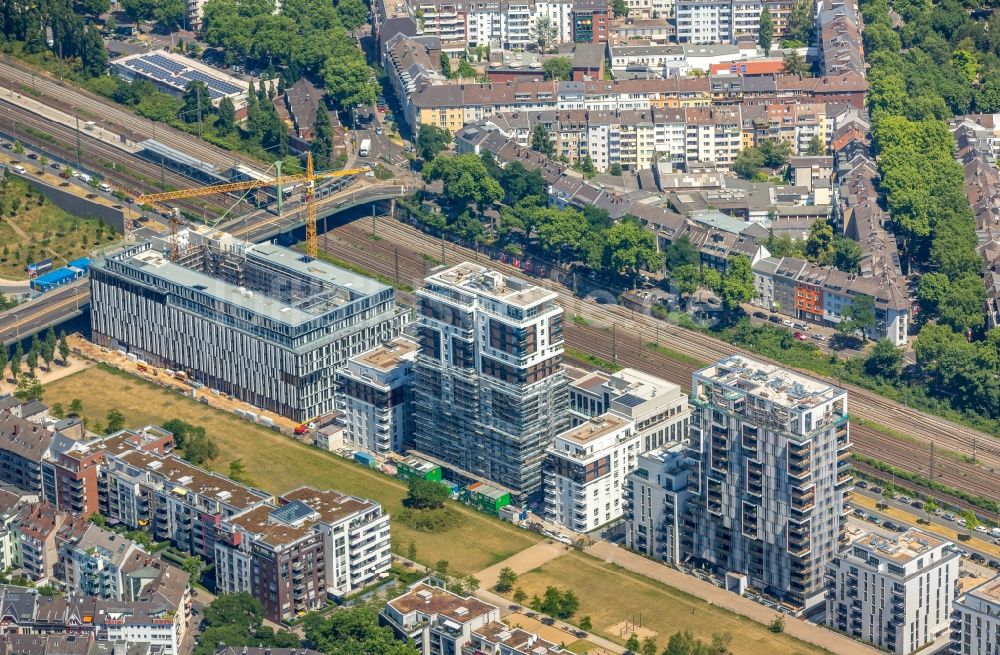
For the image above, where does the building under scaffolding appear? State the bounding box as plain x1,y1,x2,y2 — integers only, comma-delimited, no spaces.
90,227,408,420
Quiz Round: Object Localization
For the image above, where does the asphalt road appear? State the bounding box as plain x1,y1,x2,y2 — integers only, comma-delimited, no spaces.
0,279,88,346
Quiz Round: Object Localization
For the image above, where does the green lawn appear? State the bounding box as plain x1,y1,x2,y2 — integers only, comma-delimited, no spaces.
502,552,829,655
44,366,539,575
0,177,116,279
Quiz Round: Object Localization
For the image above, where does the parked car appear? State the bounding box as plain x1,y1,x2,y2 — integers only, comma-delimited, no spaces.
975,525,989,534
782,319,794,327
911,500,924,509
871,486,883,494
943,513,957,522
856,480,868,489
26,152,37,159
794,332,808,341
970,553,987,564
812,333,827,341
752,311,767,319
768,315,781,324
50,162,60,170
989,560,1000,570
0,142,10,149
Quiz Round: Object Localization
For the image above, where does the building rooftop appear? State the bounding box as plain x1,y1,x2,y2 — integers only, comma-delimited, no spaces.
103,238,391,327
473,621,563,655
557,413,630,445
117,450,271,510
352,337,419,371
0,411,53,463
968,575,1000,604
423,262,556,309
695,355,844,410
853,529,948,565
387,582,496,623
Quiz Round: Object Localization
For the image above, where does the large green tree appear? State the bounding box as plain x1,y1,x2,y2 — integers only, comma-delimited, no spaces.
531,124,555,158
594,220,659,287
416,124,453,161
422,153,503,212
758,7,773,52
543,57,573,81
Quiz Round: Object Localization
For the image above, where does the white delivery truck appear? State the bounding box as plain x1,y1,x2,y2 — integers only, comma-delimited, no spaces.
359,138,371,157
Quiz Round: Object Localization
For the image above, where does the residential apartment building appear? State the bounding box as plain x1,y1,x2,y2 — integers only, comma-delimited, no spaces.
60,524,146,600
951,575,1000,655
0,563,190,655
414,74,866,134
412,263,568,498
0,489,27,571
383,32,447,133
568,367,691,451
543,413,639,532
751,255,911,346
623,442,692,563
470,621,566,655
676,0,762,45
15,503,87,582
572,0,609,43
409,0,576,49
213,486,391,621
382,580,500,655
90,232,407,421
41,426,175,517
337,337,418,455
827,529,959,654
100,447,275,560
0,412,54,494
684,356,852,608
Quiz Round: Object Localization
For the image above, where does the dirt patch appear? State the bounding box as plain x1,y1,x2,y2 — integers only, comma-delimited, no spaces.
605,621,657,641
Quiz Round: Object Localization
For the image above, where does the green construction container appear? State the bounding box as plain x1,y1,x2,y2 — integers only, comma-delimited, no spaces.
466,482,512,516
396,456,443,483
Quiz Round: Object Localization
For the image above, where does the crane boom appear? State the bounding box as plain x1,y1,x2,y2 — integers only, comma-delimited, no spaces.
135,160,369,262
134,167,367,204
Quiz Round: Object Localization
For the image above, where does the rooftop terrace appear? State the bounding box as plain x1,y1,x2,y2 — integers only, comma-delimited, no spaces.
423,262,556,310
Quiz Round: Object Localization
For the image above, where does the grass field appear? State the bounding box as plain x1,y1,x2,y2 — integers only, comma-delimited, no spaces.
0,177,117,279
504,552,830,655
44,365,539,575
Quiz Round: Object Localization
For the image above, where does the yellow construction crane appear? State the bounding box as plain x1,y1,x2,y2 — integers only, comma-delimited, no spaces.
134,153,366,259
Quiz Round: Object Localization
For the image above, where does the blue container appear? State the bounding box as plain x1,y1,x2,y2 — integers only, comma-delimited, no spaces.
354,451,376,467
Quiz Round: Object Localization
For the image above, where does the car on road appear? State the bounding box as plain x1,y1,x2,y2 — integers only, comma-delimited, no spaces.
50,162,60,170
989,560,1000,570
897,495,911,503
0,142,10,149
11,164,25,174
812,333,826,341
943,513,957,522
375,126,383,135
975,525,989,534
26,152,37,159
794,332,808,341
781,319,794,327
869,517,883,526
911,500,924,509
768,315,781,323
856,480,868,489
871,486,883,494
752,311,767,319
971,553,987,564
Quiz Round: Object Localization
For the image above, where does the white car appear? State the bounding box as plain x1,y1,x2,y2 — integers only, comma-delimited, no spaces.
781,319,794,327
975,525,989,534
11,164,25,174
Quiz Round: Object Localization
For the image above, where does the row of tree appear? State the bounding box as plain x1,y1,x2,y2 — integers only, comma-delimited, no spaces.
0,328,71,385
202,0,377,110
0,0,108,78
419,151,663,287
861,0,1000,423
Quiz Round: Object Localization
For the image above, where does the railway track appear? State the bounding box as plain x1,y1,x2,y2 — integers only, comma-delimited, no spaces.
347,218,1000,476
0,58,266,175
0,100,241,217
317,222,1000,510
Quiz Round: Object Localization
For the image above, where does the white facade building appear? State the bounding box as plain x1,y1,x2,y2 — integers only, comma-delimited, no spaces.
676,0,763,44
569,366,691,451
382,580,501,655
337,337,418,455
543,413,640,532
623,443,692,563
828,529,960,655
952,575,1000,655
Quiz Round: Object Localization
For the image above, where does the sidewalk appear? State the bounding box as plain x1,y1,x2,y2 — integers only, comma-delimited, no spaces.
475,540,570,589
586,542,882,655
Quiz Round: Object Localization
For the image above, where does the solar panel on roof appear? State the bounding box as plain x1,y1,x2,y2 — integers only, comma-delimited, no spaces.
269,499,315,525
616,393,647,408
